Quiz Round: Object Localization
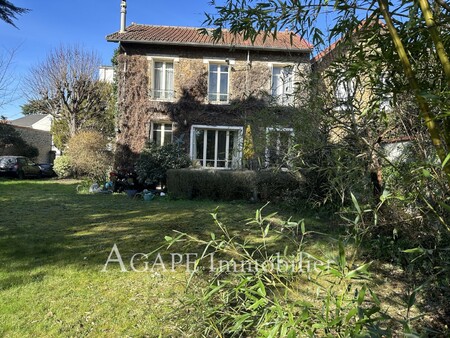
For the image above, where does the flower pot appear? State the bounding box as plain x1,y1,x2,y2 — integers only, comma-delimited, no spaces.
144,193,154,201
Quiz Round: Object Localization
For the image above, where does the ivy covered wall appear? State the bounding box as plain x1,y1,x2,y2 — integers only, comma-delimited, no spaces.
114,43,311,168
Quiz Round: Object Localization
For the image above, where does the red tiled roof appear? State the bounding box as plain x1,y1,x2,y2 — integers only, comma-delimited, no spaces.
106,24,312,52
312,19,385,63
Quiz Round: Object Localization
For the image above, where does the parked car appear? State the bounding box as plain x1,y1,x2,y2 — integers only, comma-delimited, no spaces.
0,156,42,178
38,163,56,177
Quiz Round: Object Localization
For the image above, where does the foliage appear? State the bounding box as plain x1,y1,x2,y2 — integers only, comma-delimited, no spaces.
167,206,393,337
167,169,256,200
53,154,72,178
135,142,191,186
65,130,112,182
0,46,19,111
167,168,305,201
24,45,114,144
0,0,28,27
205,0,450,183
0,122,38,158
50,118,69,151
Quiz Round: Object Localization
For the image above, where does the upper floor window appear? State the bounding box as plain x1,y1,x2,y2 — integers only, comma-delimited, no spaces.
153,61,174,100
208,64,229,103
334,77,355,110
272,65,294,105
151,122,173,146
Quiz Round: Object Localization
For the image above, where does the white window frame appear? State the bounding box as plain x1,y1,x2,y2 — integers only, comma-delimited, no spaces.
265,127,295,167
147,56,178,101
190,124,243,169
379,73,393,112
150,121,174,146
334,77,356,111
270,63,296,106
204,59,232,104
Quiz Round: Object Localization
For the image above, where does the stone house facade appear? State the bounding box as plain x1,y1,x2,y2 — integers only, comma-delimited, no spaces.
106,23,312,170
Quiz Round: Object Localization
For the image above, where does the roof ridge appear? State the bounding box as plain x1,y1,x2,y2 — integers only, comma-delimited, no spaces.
127,23,302,36
129,23,210,31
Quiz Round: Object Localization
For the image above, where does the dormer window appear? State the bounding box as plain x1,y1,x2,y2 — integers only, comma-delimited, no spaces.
208,63,229,104
271,65,294,105
153,60,174,100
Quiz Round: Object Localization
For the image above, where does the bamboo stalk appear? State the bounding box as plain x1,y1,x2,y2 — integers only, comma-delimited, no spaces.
377,0,450,185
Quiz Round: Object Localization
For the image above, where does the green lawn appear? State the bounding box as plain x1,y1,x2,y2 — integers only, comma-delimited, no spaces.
0,179,337,337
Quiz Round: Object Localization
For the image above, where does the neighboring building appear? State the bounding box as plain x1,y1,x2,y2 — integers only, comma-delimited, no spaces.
11,126,53,163
106,2,312,169
11,114,52,131
99,66,115,83
10,114,60,163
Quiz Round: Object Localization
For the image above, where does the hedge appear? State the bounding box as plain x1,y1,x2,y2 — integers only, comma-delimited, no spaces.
167,169,306,202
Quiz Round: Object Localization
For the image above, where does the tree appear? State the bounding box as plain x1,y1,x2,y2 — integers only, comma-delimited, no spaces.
25,45,113,142
205,0,450,186
0,47,18,114
0,0,29,27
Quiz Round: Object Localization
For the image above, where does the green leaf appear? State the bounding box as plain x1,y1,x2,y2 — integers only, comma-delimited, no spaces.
402,247,425,254
357,286,367,305
351,192,362,215
439,201,450,213
369,289,381,306
338,240,346,270
345,262,372,279
164,236,173,242
442,153,450,169
345,307,358,323
210,232,215,240
422,169,431,178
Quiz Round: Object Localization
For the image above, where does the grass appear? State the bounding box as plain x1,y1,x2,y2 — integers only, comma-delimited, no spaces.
0,178,338,337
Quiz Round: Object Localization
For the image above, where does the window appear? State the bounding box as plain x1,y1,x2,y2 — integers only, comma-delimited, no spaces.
208,64,229,103
379,74,392,112
191,125,243,169
265,127,294,167
151,122,173,146
272,65,294,105
153,61,174,100
334,77,355,110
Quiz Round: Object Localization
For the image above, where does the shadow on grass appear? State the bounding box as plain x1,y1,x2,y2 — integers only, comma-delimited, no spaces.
0,179,337,276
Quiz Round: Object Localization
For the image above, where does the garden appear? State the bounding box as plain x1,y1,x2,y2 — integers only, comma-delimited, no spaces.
0,178,448,337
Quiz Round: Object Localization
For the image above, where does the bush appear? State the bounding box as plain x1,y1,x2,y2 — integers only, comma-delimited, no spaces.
168,207,390,337
66,131,112,182
53,155,72,178
167,169,306,202
135,142,191,187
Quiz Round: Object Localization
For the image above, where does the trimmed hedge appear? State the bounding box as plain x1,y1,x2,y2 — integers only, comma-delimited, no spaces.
167,169,306,202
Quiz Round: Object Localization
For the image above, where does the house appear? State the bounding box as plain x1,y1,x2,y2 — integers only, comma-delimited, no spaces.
10,114,60,163
99,66,114,83
310,21,416,196
106,1,312,170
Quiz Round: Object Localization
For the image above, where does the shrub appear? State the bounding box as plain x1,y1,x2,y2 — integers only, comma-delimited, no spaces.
135,142,191,187
167,207,390,337
66,131,112,182
53,155,72,178
167,169,305,202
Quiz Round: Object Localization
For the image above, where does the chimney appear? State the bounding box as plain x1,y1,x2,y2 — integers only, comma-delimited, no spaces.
120,0,127,33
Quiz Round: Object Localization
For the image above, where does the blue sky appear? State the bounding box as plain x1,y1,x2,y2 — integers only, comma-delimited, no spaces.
0,0,217,120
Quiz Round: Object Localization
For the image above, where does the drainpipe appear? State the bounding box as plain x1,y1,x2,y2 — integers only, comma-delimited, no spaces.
120,0,127,33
